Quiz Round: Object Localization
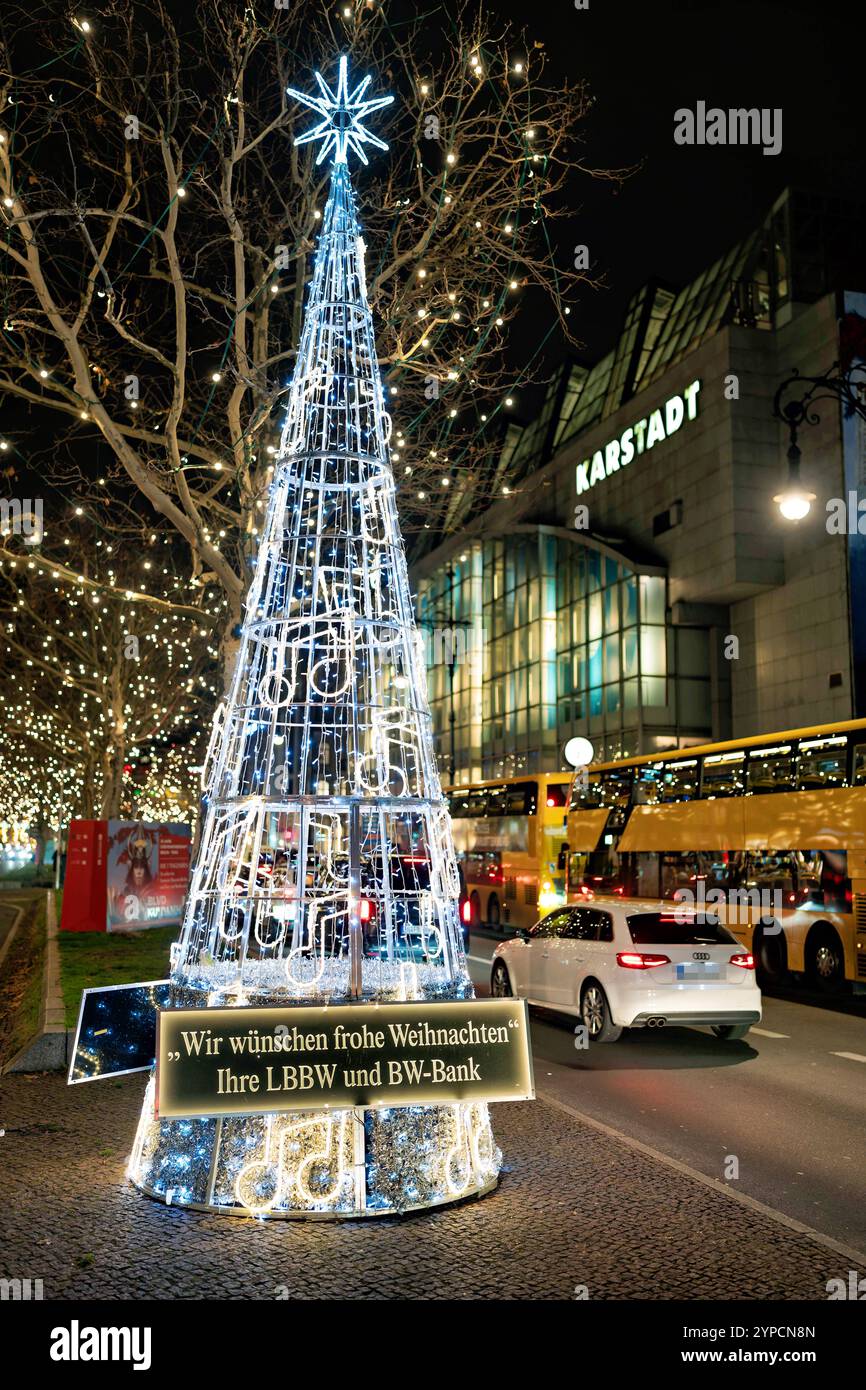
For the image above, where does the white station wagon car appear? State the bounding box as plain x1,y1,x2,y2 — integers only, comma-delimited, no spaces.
490,899,762,1042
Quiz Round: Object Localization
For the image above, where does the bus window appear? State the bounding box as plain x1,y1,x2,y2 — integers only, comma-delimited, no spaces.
661,852,696,896
699,854,731,889
568,850,590,892
660,759,699,802
633,765,663,804
467,788,488,817
701,751,745,798
798,737,848,790
584,848,626,894
634,852,660,897
745,851,796,895
575,774,603,810
487,785,507,817
506,781,539,815
661,850,726,896
599,768,633,807
854,743,866,786
545,783,569,808
463,850,503,885
747,745,794,794
819,849,849,911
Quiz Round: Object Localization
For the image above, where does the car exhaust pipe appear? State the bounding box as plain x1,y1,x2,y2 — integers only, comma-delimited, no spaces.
646,1016,667,1028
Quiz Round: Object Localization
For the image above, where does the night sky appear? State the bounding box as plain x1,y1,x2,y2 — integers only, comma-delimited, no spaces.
497,0,863,364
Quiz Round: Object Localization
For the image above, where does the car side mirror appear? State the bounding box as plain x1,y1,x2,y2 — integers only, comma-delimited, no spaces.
518,928,532,943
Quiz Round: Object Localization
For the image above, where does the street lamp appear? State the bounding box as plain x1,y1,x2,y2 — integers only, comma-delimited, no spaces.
772,359,866,522
564,736,594,769
773,441,815,522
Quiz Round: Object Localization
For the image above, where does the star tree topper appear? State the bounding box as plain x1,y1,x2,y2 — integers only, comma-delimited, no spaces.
286,55,394,166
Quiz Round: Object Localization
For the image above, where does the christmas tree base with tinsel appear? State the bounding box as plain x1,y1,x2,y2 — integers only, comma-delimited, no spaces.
129,1074,500,1218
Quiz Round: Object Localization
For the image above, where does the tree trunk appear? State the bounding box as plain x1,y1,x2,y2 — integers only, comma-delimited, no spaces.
220,599,243,697
99,666,128,820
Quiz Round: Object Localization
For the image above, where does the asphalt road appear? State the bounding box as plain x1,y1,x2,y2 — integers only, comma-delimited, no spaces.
467,933,866,1252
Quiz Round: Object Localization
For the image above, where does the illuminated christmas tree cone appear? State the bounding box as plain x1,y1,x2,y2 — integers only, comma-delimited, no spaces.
129,57,501,1217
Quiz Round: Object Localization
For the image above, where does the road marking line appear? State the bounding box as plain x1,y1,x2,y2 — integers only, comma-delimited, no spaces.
467,953,493,966
537,1087,866,1269
751,1027,789,1038
832,1051,866,1064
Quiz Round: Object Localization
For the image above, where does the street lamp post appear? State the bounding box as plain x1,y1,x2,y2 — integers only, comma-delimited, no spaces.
772,359,866,522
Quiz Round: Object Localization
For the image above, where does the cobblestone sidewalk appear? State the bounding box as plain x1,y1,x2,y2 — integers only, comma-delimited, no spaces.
0,1071,848,1299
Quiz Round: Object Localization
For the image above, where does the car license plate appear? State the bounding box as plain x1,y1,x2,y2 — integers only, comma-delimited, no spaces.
676,962,721,980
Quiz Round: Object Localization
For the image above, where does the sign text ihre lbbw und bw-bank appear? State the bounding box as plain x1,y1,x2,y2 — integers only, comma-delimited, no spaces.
157,998,534,1118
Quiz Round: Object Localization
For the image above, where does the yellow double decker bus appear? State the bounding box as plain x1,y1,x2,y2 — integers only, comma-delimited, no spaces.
565,719,866,992
447,774,571,930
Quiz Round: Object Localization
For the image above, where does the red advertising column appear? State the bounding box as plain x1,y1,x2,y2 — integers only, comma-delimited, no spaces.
59,820,108,932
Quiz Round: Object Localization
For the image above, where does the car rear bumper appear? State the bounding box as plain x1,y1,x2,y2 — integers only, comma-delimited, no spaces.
610,979,761,1027
629,1009,761,1027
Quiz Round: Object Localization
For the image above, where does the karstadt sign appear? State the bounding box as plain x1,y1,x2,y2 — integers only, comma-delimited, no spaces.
575,379,701,495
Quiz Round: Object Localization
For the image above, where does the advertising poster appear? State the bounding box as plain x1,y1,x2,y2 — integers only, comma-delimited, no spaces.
106,820,191,932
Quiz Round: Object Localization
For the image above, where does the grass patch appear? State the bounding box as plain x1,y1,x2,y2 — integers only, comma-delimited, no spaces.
59,925,175,1027
0,895,46,1067
0,863,54,887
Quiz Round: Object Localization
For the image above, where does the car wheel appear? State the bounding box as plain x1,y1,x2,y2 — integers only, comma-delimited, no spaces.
807,927,846,994
581,981,622,1043
469,891,481,928
711,1023,752,1041
487,894,501,928
490,960,512,998
753,922,788,987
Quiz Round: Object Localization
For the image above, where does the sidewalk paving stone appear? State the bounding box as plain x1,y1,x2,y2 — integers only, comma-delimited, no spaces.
0,1071,847,1300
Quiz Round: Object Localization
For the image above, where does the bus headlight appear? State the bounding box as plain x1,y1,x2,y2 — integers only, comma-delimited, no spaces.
538,880,564,910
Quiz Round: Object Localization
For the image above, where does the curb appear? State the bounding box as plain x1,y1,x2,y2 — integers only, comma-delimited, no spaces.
3,890,71,1074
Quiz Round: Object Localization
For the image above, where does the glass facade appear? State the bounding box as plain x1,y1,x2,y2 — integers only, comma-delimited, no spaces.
416,546,485,784
417,527,712,783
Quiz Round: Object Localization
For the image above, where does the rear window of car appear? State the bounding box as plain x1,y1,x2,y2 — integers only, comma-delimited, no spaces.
626,912,738,946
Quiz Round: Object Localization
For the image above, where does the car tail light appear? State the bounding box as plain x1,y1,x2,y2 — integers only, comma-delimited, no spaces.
729,952,755,969
616,952,670,969
360,898,373,923
461,899,471,925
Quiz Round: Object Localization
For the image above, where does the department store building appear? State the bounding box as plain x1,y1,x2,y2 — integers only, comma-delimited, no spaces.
411,189,866,782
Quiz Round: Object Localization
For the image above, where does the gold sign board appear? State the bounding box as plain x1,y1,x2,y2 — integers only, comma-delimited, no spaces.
156,997,534,1119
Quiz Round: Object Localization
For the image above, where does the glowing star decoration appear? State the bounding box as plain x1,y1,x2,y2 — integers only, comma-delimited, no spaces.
125,55,501,1220
286,55,393,167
